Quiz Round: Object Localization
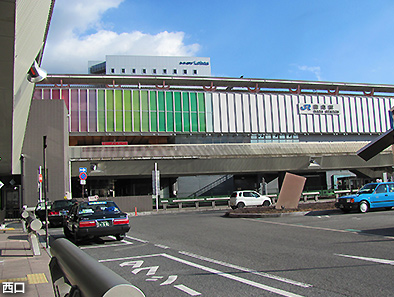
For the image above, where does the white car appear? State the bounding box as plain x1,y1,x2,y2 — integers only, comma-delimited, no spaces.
230,190,272,209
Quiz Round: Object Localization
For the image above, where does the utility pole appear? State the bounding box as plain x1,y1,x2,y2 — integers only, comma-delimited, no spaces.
43,136,48,248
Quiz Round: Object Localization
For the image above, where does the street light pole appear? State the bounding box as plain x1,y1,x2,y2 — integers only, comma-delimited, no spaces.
43,136,48,248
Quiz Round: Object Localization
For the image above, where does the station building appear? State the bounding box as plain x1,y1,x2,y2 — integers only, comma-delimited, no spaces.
21,74,394,213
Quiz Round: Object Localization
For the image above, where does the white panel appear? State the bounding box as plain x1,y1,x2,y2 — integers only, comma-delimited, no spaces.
285,95,295,133
235,94,244,132
271,94,280,133
383,98,392,130
220,93,228,132
355,97,364,133
249,94,258,133
257,94,265,133
278,95,287,133
205,93,213,132
367,97,375,132
337,96,346,133
372,97,382,133
212,93,221,133
227,93,236,132
265,95,273,132
311,96,320,133
361,97,370,133
242,94,251,133
299,95,308,133
318,96,327,133
324,96,333,133
331,96,340,133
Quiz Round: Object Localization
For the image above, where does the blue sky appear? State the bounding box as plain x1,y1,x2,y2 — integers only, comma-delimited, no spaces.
42,0,394,84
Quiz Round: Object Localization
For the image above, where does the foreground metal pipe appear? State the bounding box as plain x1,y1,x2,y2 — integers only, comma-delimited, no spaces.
50,238,144,297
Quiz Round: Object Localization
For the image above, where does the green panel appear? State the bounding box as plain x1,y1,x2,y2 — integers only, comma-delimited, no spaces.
190,93,197,112
115,90,123,132
142,112,149,131
106,90,114,132
141,91,149,111
150,91,157,111
124,90,132,132
134,111,140,131
198,93,205,111
159,112,165,131
133,90,140,110
182,92,189,111
166,92,173,111
97,90,105,132
124,90,132,110
183,112,190,131
199,113,206,131
167,112,174,131
175,112,182,131
191,113,198,132
174,92,182,111
151,112,158,132
158,92,165,111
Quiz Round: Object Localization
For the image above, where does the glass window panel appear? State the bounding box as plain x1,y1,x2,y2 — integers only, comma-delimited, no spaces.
33,89,42,100
190,93,197,112
61,89,70,110
174,92,182,111
167,112,174,131
175,112,182,131
158,112,165,132
142,111,149,131
198,93,205,111
124,90,132,110
182,92,190,111
199,113,206,131
133,90,140,110
158,92,165,111
106,90,114,132
80,89,88,132
150,91,157,111
151,112,158,132
70,89,79,132
141,91,149,111
191,113,198,132
43,89,51,99
52,89,60,100
166,92,174,111
183,112,190,131
97,90,105,132
115,90,123,132
88,89,97,133
134,111,141,131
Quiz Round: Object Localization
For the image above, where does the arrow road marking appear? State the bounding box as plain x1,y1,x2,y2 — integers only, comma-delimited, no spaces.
132,266,159,276
335,254,394,265
160,275,178,286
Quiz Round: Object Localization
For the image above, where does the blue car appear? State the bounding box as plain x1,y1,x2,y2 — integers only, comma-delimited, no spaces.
335,182,394,213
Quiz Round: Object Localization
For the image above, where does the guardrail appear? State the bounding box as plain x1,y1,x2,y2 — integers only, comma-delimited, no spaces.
49,238,145,297
21,210,42,256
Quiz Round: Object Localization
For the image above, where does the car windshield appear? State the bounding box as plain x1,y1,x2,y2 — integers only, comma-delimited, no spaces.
52,200,73,209
78,201,120,215
358,183,377,194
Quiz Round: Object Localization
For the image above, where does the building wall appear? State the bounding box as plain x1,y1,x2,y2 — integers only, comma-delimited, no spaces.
22,100,69,206
34,88,394,136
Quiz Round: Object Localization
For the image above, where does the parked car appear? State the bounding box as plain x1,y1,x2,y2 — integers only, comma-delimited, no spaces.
63,200,130,242
335,182,394,213
48,199,75,227
230,190,272,209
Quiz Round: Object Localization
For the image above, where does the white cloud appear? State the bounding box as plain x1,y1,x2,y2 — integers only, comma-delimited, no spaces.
297,65,322,81
42,0,200,74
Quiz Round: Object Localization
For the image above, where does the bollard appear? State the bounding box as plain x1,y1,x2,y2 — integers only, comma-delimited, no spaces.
135,207,138,216
25,216,42,256
50,238,145,297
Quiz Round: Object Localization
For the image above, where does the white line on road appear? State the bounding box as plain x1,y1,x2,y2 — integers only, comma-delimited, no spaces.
179,250,312,288
80,240,133,249
335,254,394,265
98,253,306,297
126,235,149,243
174,284,201,296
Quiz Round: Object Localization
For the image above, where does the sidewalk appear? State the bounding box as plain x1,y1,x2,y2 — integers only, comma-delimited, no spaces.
0,220,54,297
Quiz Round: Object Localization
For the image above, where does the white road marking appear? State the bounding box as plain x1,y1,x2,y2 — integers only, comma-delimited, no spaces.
174,284,201,296
132,266,159,276
155,244,170,249
126,235,149,243
80,240,132,249
99,253,306,297
335,254,394,265
179,251,312,288
160,275,178,286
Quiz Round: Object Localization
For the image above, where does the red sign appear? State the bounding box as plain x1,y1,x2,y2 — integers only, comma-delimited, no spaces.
38,174,43,183
101,141,128,145
79,172,88,180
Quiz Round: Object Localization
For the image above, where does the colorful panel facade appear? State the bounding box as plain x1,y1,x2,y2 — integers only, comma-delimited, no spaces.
33,88,394,135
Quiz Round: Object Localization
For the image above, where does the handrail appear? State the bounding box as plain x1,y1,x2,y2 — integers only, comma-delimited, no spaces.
50,238,145,297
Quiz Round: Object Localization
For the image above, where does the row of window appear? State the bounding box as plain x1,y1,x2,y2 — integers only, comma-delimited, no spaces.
110,68,198,75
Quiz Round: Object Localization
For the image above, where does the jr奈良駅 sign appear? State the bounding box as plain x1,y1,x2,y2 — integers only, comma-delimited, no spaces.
298,103,341,115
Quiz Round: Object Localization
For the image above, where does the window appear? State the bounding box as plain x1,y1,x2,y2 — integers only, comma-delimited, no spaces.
163,69,167,74
193,69,198,75
376,184,388,194
111,68,115,73
121,68,125,73
173,69,177,74
152,69,157,74
142,69,147,74
132,68,136,74
183,69,187,75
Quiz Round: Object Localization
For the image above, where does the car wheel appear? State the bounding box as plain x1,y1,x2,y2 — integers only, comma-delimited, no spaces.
237,202,245,209
262,201,270,207
359,201,369,213
116,234,125,241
